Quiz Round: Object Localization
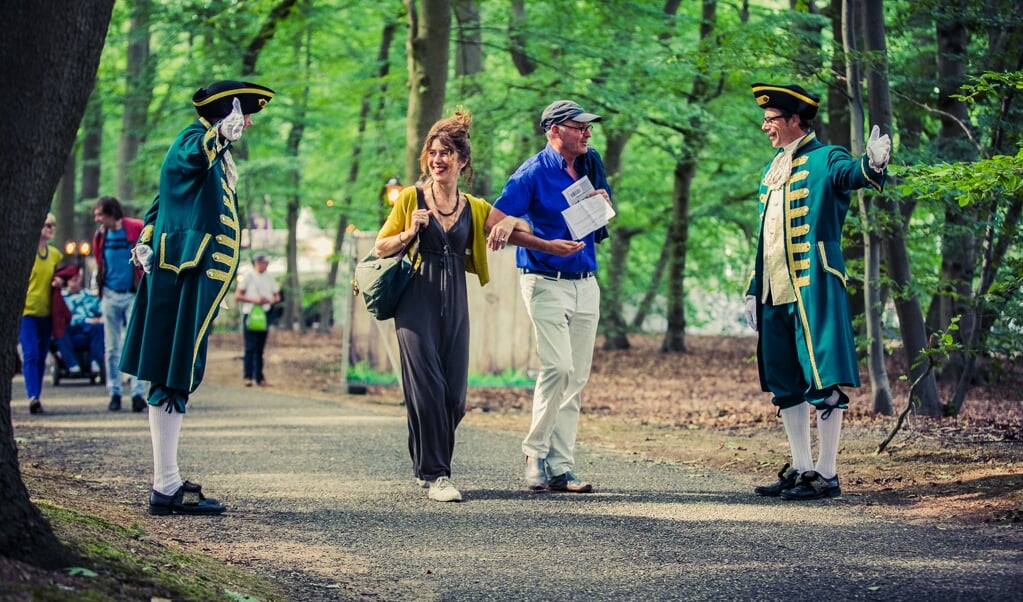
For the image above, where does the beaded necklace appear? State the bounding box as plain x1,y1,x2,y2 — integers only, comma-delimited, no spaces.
430,180,460,217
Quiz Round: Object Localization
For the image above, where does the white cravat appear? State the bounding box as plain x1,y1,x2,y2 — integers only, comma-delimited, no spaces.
762,136,802,191
223,149,239,190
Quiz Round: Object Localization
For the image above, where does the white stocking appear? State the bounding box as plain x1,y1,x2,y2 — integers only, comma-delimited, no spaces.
780,404,813,473
149,409,184,496
815,407,844,479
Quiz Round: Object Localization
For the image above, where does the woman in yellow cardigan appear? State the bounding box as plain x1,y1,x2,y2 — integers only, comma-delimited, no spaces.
374,109,575,503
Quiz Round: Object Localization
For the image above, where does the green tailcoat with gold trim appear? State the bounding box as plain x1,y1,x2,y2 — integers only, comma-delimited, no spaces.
121,119,241,393
746,132,886,393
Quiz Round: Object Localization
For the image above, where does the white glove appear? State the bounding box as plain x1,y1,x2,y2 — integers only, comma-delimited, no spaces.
131,244,154,274
219,98,245,142
866,125,891,172
744,296,758,332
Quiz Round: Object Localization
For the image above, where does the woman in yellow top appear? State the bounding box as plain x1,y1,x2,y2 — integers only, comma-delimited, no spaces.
374,109,577,502
20,213,64,414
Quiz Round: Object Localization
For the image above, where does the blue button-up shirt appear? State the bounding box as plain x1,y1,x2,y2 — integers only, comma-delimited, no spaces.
494,144,610,273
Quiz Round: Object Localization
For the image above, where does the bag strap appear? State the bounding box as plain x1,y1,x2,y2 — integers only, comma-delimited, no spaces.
394,187,424,264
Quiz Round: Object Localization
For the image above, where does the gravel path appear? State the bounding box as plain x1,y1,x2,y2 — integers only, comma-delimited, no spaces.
14,380,1023,601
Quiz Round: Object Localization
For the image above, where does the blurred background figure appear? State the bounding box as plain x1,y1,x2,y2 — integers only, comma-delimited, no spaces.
19,213,66,414
234,252,280,387
52,264,105,379
92,195,147,412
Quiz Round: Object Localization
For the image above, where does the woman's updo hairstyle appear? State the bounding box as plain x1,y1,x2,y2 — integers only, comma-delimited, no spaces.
418,108,473,184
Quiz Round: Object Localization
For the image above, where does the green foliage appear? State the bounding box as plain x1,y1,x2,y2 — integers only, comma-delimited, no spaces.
347,361,395,385
346,361,534,388
900,149,1023,208
77,0,1023,350
466,368,536,389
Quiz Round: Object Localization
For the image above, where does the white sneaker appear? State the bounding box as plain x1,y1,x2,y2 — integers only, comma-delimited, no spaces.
90,360,102,373
415,478,428,488
427,476,462,502
68,364,82,375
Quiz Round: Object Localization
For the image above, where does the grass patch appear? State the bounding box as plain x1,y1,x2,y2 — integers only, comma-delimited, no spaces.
2,495,285,601
345,361,535,388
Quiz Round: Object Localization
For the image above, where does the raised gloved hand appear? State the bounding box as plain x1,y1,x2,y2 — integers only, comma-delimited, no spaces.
744,296,758,332
131,244,154,274
866,125,891,172
219,98,245,142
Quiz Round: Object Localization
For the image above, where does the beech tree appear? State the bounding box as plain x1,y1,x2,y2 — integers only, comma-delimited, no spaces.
861,0,941,416
404,0,451,181
660,0,721,353
116,0,154,205
0,1,115,567
26,1,1023,420
845,0,894,416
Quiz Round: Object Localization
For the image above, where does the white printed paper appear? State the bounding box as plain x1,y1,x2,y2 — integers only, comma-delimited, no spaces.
562,176,596,205
563,194,612,240
561,176,615,239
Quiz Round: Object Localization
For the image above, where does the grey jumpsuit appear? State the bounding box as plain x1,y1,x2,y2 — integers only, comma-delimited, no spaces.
394,198,471,482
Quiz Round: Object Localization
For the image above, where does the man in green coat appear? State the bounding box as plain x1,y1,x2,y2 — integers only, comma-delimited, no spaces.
122,80,274,515
744,82,890,500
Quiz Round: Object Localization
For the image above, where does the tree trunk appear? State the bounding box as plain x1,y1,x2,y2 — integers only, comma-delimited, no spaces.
875,14,941,416
0,0,114,568
631,234,670,331
322,18,398,335
507,0,536,76
453,0,491,198
853,0,893,415
404,0,451,184
602,227,642,349
116,0,153,206
453,0,482,82
55,151,77,248
81,89,104,207
660,0,718,354
863,0,940,416
928,0,979,382
947,197,1000,416
975,194,1023,350
661,159,693,353
282,33,309,333
827,0,867,330
238,0,301,329
284,191,304,332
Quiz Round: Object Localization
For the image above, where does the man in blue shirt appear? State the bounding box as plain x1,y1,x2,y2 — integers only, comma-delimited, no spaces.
486,100,612,493
92,196,147,412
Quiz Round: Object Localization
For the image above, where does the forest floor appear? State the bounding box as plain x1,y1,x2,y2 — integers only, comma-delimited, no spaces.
245,330,1023,528
6,330,1021,600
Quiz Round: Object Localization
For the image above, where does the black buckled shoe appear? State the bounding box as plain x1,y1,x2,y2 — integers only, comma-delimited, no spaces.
148,481,226,515
780,471,841,500
754,463,800,497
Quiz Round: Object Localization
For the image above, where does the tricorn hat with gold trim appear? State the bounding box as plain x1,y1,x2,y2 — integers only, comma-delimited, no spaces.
751,83,819,120
192,80,274,122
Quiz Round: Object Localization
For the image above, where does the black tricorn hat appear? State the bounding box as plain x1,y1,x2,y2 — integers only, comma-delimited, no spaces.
192,80,275,121
751,83,820,120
